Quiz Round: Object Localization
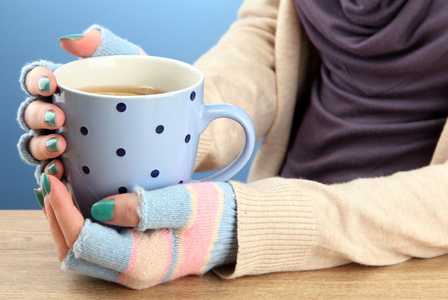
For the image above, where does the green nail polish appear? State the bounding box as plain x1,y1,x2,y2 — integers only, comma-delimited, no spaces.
58,34,84,42
44,111,56,127
91,200,115,221
34,189,45,209
38,77,50,93
46,138,59,152
40,173,50,197
48,162,58,175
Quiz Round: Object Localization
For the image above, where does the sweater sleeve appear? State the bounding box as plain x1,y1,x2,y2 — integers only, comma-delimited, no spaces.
214,163,448,278
193,0,279,172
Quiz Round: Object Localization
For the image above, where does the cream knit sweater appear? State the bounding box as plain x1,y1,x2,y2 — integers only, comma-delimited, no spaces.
194,0,448,279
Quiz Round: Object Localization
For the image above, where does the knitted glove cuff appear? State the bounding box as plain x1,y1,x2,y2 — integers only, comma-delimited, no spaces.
17,130,48,183
86,24,141,57
17,132,40,166
19,60,62,96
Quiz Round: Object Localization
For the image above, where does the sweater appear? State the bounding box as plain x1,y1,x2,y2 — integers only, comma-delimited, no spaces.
193,0,448,279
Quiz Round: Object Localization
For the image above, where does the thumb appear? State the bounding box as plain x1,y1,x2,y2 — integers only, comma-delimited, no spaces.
92,184,193,230
58,29,101,58
59,24,146,58
90,192,141,228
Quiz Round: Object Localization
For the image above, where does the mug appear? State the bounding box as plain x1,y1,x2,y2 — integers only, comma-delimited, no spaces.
53,55,255,220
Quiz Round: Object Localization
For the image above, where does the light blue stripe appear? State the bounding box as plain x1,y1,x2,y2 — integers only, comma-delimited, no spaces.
205,182,237,271
161,229,179,283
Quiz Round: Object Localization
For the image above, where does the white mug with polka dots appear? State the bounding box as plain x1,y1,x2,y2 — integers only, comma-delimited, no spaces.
53,55,255,220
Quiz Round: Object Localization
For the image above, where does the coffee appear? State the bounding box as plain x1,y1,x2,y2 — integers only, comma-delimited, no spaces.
78,85,166,96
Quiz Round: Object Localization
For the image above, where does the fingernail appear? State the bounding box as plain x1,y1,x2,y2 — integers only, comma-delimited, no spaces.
48,162,58,175
40,173,50,197
34,189,45,209
91,199,115,221
58,34,84,42
46,138,59,152
44,111,56,127
38,77,50,93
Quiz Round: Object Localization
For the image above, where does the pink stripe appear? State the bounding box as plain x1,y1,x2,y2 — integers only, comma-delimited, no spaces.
156,229,174,285
175,182,221,277
118,230,138,284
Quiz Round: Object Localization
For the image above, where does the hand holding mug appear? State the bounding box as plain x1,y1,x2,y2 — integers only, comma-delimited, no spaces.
18,25,145,185
18,25,255,219
17,25,249,289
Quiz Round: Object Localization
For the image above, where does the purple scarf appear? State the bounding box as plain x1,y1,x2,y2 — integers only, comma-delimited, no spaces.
281,0,448,184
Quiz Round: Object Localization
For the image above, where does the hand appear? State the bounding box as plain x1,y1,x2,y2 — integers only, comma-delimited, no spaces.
21,26,237,290
17,25,146,186
38,174,237,290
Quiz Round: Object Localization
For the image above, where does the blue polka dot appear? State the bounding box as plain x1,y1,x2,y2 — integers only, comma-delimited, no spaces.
118,187,128,194
156,125,164,134
80,126,88,135
185,134,191,143
178,180,184,184
116,102,127,112
82,166,90,174
190,91,196,101
116,148,126,157
151,170,160,178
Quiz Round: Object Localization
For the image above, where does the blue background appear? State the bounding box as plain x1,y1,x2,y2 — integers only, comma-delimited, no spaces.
0,0,253,210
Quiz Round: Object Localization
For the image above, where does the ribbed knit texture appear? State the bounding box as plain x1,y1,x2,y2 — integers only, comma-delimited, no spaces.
63,182,237,290
214,178,318,278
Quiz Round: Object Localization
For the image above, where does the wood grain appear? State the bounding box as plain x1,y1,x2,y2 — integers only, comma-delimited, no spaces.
1,210,447,299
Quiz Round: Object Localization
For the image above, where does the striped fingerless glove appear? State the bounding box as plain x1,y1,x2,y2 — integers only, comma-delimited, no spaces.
63,182,237,290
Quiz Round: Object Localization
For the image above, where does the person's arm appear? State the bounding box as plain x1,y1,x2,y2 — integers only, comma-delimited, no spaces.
51,159,448,287
194,0,280,172
215,162,448,278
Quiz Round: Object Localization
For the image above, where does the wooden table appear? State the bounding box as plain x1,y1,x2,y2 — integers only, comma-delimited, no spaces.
1,210,447,299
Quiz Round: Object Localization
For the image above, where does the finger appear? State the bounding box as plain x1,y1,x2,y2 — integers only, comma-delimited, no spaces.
43,174,85,250
133,185,193,231
28,133,66,162
91,193,140,228
59,30,101,58
33,188,46,214
44,196,70,262
62,251,123,284
60,26,146,58
24,100,65,130
44,159,65,180
25,66,58,96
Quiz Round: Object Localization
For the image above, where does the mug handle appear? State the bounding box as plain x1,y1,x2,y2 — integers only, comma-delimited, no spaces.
196,103,256,182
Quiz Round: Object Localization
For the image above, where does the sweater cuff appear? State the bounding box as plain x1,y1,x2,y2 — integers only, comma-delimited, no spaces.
213,178,318,279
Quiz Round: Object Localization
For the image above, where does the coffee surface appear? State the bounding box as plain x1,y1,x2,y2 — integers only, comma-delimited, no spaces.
78,85,166,96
